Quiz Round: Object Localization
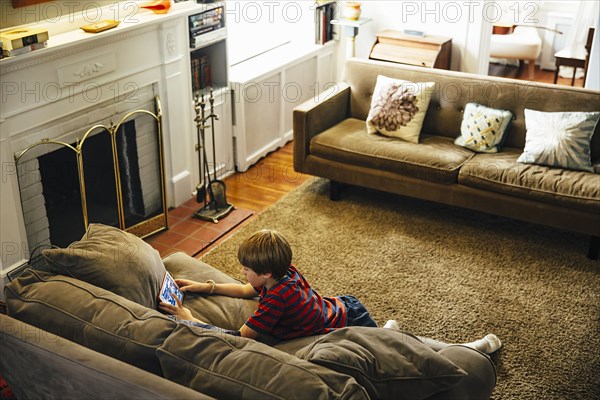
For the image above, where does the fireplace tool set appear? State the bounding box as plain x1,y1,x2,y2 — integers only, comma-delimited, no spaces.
193,90,234,223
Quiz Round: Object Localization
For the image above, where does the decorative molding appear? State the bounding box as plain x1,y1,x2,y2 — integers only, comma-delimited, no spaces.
167,32,176,56
0,24,156,74
58,52,117,87
74,62,104,78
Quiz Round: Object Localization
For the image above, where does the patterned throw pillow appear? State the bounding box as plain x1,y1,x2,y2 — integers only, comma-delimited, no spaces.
454,103,512,153
366,75,435,143
517,109,600,172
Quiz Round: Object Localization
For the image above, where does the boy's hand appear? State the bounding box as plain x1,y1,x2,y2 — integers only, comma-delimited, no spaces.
175,278,212,293
159,293,204,323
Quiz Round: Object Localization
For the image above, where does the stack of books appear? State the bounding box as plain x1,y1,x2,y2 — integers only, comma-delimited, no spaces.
315,1,336,45
191,54,211,93
0,28,49,58
188,5,224,49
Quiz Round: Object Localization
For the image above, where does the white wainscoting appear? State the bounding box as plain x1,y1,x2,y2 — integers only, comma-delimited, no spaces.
230,41,335,172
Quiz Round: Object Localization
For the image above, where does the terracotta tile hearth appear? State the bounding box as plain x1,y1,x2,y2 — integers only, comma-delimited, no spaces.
145,197,254,258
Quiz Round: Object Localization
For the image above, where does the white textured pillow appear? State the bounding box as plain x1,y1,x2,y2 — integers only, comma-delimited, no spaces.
454,103,513,153
366,75,435,143
516,109,599,172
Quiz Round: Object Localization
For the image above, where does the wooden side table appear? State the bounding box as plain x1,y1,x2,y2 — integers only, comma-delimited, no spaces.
331,18,372,58
369,30,452,70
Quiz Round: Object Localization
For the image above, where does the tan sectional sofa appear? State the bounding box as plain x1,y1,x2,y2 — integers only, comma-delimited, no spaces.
294,58,600,258
1,224,497,400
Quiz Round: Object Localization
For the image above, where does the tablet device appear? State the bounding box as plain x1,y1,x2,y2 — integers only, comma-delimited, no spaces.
159,272,184,307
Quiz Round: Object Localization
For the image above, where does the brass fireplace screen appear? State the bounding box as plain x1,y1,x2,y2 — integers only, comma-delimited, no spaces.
14,97,168,251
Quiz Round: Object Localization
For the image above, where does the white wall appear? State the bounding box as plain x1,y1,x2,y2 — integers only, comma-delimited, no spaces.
329,1,492,79
335,1,600,80
585,14,599,89
354,1,470,69
0,0,145,30
226,0,316,65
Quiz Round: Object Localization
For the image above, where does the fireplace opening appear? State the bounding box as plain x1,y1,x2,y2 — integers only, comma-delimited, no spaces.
38,142,84,248
38,129,120,247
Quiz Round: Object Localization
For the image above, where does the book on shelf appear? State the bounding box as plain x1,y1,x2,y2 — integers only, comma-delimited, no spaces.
191,54,212,93
0,27,49,58
188,5,225,44
314,1,336,45
191,58,200,93
200,54,212,89
3,41,47,57
0,28,49,51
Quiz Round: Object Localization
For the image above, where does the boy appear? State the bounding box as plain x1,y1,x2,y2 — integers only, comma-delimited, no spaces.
160,229,377,340
159,229,502,354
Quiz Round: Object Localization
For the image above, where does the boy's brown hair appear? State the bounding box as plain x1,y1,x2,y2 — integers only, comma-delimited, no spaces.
237,229,292,279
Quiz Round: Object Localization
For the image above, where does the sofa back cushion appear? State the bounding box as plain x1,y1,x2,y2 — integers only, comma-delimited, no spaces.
342,58,600,159
157,324,369,400
42,223,166,309
5,269,177,375
295,327,467,400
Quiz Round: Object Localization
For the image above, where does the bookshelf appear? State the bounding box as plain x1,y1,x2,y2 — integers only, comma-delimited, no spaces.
314,1,337,45
187,3,234,180
189,4,228,94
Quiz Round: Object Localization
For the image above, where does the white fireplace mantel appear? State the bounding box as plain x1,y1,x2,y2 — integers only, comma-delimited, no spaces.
0,1,205,282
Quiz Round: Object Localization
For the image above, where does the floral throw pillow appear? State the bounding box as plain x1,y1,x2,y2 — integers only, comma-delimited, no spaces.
454,103,513,153
366,75,435,143
516,109,599,172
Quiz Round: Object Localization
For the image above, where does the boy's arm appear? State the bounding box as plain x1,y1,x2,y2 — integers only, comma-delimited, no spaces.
176,280,258,298
210,282,259,299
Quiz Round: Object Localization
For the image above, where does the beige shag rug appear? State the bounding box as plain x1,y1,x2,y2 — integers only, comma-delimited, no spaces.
202,178,600,400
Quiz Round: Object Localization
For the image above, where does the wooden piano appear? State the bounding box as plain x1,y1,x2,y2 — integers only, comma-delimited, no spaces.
369,30,452,70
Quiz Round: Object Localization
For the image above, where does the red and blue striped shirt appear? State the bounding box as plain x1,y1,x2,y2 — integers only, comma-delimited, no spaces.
245,265,347,339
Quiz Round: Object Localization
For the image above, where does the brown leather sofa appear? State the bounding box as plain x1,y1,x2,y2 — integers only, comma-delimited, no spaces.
1,251,497,400
294,58,600,258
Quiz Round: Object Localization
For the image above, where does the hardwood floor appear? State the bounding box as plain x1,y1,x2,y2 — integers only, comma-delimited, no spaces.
488,62,585,87
149,64,582,259
201,142,311,255
222,142,310,213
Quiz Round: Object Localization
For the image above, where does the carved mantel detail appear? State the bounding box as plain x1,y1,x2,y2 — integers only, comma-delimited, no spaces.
73,62,104,78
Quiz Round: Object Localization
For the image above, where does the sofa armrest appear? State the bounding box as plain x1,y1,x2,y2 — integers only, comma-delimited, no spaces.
293,82,351,172
0,314,212,400
426,345,497,400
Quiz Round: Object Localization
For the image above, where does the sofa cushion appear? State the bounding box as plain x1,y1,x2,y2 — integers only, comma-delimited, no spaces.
295,327,466,400
4,269,177,375
162,252,258,331
366,75,435,143
157,324,370,400
516,109,599,172
311,118,475,184
459,148,600,213
42,223,165,309
454,103,512,153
